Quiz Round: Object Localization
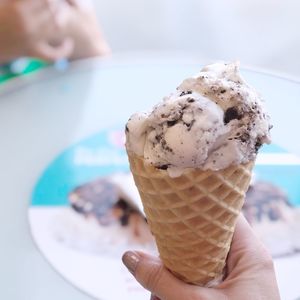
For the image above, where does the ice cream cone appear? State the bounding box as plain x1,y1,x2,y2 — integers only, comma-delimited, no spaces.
127,151,254,286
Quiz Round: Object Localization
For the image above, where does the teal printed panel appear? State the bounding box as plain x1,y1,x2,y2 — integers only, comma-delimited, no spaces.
32,128,128,206
254,165,300,206
31,128,300,207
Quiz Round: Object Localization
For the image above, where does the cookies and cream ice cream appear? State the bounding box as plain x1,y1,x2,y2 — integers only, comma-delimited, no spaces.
126,62,271,176
125,61,271,286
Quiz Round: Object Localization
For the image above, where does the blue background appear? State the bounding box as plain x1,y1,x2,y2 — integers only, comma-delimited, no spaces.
31,129,300,207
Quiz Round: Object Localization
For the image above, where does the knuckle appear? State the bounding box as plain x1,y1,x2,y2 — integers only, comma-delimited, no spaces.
39,0,53,12
43,0,52,7
11,3,24,23
11,1,22,14
248,245,275,271
54,21,64,31
189,291,202,300
259,251,275,270
12,2,25,20
144,263,165,291
11,4,33,36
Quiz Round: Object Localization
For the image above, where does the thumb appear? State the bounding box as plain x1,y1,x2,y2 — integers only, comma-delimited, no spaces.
122,251,196,300
30,38,74,62
65,0,88,8
64,0,78,7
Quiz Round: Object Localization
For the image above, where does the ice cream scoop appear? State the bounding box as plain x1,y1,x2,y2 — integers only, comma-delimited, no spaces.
126,62,271,177
125,61,271,286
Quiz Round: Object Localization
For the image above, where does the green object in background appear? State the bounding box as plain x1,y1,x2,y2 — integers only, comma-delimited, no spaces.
0,58,48,84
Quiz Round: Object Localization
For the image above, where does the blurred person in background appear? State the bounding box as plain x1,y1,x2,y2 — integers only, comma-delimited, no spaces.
0,0,110,82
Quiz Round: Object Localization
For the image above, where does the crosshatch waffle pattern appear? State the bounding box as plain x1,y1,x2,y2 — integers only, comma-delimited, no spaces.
127,152,254,286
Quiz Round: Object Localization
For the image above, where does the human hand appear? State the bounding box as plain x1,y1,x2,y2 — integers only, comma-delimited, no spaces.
60,0,111,60
0,0,74,63
122,215,281,300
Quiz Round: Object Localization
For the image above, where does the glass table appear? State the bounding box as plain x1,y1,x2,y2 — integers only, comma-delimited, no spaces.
0,53,299,300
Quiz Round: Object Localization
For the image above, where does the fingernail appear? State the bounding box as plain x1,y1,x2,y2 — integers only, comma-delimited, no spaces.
150,295,161,300
122,251,140,275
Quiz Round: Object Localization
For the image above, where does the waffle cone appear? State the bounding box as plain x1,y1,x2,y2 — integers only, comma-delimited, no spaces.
127,151,254,286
